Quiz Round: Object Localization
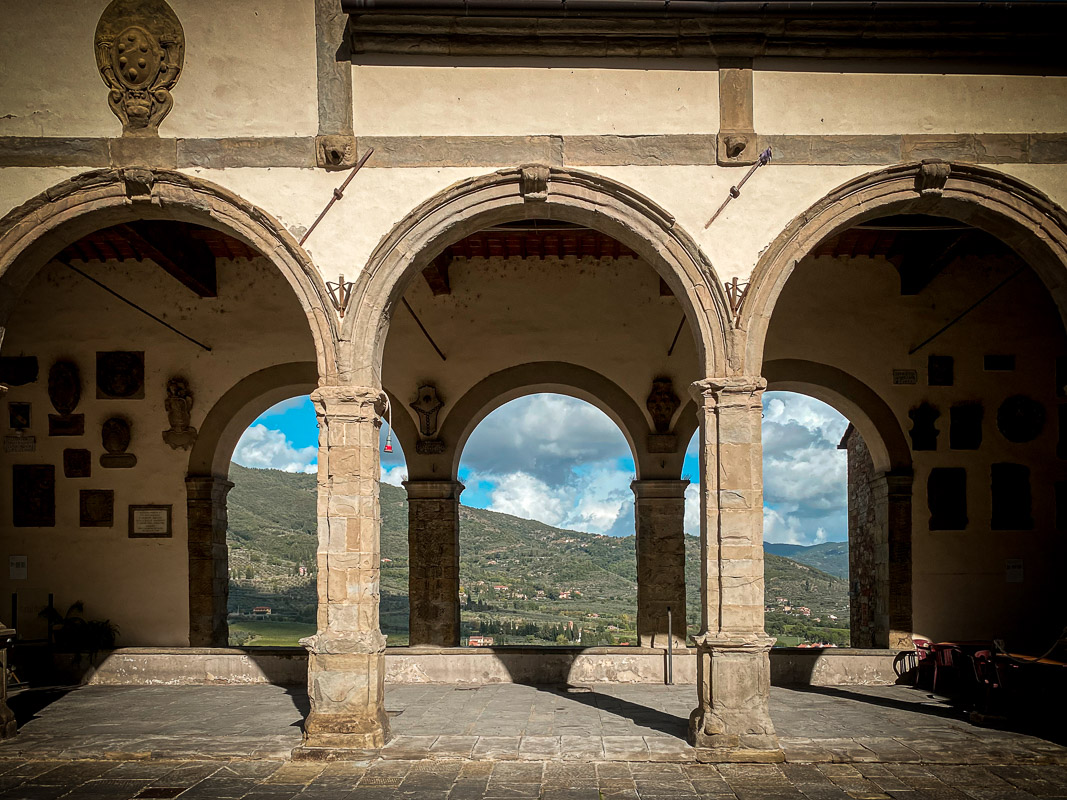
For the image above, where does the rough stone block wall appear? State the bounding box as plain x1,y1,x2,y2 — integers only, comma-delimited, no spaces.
843,425,877,648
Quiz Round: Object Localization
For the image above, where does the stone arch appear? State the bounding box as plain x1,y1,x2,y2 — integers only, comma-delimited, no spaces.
763,359,909,475
0,168,338,379
763,359,913,649
432,362,649,481
740,162,1067,374
186,362,318,646
343,166,731,386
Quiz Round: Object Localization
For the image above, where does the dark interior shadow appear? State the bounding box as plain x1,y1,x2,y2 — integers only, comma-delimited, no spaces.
782,683,1067,746
7,686,76,729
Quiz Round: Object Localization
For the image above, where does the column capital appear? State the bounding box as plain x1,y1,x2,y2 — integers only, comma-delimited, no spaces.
310,384,386,418
883,469,914,498
630,478,690,500
403,479,465,501
689,376,767,407
185,474,234,499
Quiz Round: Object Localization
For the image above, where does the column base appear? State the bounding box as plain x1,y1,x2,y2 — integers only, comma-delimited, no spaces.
304,648,390,750
687,635,781,759
0,701,15,740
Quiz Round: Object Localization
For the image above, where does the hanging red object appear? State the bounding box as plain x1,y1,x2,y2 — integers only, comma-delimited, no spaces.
384,442,393,453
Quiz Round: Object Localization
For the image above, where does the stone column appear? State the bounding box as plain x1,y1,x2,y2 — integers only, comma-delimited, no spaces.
886,470,914,650
404,480,463,647
688,377,781,761
187,475,234,647
302,385,389,750
632,479,689,649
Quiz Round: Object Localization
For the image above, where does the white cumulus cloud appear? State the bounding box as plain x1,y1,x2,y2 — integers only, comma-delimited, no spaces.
233,424,317,474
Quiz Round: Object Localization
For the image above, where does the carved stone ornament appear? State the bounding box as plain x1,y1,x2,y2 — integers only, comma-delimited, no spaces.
316,135,359,170
520,165,550,202
410,385,445,437
646,377,680,434
100,417,137,468
162,376,198,450
916,159,951,197
48,360,85,436
95,0,185,136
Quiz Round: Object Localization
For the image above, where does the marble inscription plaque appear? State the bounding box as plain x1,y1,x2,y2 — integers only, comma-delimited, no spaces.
129,505,172,538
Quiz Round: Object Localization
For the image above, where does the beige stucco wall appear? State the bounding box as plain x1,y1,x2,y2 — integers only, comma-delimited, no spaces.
0,0,318,139
352,59,718,137
0,255,315,645
754,60,1067,135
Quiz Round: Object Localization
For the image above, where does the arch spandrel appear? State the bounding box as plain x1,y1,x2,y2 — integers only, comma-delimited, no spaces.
0,168,339,381
343,166,733,387
740,161,1067,375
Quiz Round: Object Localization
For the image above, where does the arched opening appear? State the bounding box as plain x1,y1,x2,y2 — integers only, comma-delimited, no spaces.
747,169,1067,649
0,171,330,653
455,393,639,647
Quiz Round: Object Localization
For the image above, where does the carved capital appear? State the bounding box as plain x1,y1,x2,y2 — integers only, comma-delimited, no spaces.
916,159,951,197
520,164,550,202
690,376,766,408
95,0,185,137
403,479,465,501
310,385,386,420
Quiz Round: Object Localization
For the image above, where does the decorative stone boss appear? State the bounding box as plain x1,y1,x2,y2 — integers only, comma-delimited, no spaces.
95,0,184,136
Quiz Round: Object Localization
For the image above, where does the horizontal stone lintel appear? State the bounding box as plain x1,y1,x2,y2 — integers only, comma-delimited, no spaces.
1,133,1065,169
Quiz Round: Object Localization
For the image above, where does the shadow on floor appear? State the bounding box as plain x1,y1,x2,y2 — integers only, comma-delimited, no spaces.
536,684,689,739
8,686,76,729
786,684,1067,746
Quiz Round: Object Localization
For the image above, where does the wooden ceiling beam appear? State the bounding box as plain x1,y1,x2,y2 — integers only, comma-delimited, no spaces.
116,220,217,297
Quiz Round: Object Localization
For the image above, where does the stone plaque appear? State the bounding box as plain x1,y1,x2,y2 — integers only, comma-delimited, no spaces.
96,351,145,400
0,356,38,386
48,414,85,437
985,354,1016,372
8,403,30,430
892,369,918,385
63,449,91,478
996,395,1045,443
129,504,171,538
12,464,55,527
928,467,967,531
80,490,114,528
9,556,27,581
991,463,1032,530
908,402,940,451
48,361,81,415
100,417,137,468
949,403,983,450
3,435,35,453
928,355,954,387
1005,559,1024,584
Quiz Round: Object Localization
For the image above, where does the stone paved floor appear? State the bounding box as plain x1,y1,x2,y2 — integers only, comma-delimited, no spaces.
0,759,1066,799
0,683,1065,797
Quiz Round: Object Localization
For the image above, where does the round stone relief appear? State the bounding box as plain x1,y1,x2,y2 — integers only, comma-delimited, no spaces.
996,395,1045,443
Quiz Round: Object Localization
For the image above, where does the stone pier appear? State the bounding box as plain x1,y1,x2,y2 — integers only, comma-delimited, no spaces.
301,385,390,750
632,479,689,650
688,377,782,762
186,475,234,648
405,479,463,647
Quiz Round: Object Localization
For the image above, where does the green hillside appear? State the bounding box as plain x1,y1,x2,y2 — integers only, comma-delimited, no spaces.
764,541,850,579
226,463,850,647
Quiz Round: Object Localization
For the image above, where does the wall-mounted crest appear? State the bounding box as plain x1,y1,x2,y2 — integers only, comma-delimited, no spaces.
95,0,185,136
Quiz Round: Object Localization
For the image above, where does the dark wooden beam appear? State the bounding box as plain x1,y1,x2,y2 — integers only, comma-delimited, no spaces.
893,231,973,296
421,252,452,296
116,221,217,297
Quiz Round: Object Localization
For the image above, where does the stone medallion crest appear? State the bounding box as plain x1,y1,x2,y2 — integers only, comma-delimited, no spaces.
95,0,184,136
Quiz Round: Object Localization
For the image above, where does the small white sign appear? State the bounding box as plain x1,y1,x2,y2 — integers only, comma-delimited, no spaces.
1006,559,1024,584
129,505,172,538
3,435,35,453
9,556,27,580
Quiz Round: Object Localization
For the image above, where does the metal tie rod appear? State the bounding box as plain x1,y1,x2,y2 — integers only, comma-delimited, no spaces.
705,147,772,229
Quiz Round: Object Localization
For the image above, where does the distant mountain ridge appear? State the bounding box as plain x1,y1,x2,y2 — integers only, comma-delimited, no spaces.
764,541,849,580
226,464,849,634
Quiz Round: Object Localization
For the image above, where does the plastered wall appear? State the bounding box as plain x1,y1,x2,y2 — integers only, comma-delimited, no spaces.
0,0,318,139
0,255,314,644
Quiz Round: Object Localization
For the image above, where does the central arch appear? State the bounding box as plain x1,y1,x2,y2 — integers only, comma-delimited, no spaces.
342,166,731,385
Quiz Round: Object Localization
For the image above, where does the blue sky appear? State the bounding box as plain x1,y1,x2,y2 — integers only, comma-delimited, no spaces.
234,391,849,545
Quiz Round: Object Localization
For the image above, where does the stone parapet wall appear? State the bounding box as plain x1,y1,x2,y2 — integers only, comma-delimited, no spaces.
80,647,901,688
